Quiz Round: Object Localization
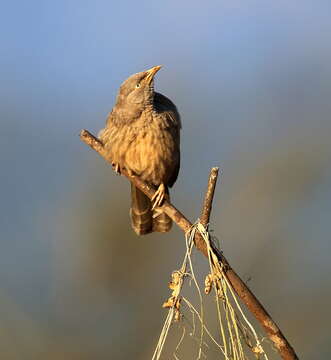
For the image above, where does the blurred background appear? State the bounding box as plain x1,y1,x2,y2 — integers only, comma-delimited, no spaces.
1,0,331,358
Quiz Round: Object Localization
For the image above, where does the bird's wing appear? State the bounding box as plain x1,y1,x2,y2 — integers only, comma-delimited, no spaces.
154,92,181,129
154,92,181,187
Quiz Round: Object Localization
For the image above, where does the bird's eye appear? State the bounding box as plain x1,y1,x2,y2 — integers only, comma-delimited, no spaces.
136,83,140,88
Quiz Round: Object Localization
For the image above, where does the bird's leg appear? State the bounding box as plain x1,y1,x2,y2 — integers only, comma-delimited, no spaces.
111,162,121,175
152,183,166,209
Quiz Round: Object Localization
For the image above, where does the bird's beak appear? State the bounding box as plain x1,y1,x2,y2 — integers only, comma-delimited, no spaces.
145,65,162,84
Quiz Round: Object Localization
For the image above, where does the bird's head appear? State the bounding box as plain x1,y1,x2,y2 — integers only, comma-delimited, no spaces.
115,65,162,110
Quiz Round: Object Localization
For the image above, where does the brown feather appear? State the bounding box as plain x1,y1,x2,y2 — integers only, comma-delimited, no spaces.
98,68,181,235
130,183,153,235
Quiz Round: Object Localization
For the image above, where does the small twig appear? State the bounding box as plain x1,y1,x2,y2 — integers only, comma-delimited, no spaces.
200,167,219,228
80,129,298,360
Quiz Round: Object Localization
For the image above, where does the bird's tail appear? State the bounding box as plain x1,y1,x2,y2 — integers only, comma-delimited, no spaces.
152,187,172,233
130,183,172,235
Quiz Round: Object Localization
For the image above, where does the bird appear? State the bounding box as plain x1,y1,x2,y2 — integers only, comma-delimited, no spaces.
98,65,181,235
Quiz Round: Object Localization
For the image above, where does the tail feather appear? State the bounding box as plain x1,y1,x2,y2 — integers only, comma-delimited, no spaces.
130,184,153,235
130,183,172,235
152,210,172,232
152,188,172,232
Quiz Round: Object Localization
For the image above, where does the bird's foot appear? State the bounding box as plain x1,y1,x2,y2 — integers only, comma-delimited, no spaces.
152,207,163,218
152,183,166,210
112,162,121,175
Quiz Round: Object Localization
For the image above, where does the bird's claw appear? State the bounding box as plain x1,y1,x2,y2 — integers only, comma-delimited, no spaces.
152,207,163,218
152,183,166,210
112,162,121,175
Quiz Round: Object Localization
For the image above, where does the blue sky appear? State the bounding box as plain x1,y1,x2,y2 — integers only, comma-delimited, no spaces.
1,0,331,358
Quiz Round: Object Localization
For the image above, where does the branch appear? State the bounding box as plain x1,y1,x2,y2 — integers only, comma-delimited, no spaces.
80,129,298,360
200,167,219,228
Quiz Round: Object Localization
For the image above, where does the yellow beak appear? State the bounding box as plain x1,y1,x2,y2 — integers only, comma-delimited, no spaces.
145,65,162,84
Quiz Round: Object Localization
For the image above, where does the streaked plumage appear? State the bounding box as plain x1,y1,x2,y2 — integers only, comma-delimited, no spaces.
98,66,181,234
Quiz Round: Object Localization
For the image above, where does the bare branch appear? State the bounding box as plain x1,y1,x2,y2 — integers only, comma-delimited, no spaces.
200,167,219,228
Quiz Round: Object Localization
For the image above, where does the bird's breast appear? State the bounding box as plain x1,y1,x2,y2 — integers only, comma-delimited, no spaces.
105,111,179,186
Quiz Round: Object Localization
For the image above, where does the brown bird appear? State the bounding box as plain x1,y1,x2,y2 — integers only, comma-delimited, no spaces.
98,66,181,235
